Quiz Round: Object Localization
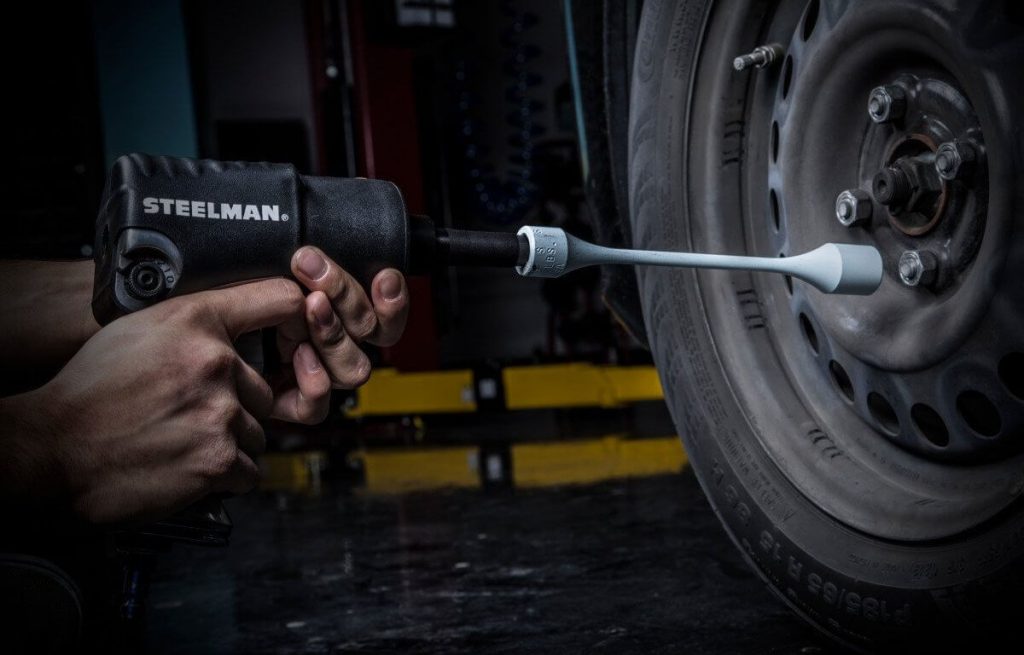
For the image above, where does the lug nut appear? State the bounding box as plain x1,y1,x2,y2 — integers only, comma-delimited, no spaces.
935,140,976,180
835,189,872,227
867,85,907,123
733,44,784,71
898,250,938,288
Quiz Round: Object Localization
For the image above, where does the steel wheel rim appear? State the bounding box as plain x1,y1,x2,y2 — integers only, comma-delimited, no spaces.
687,0,1024,541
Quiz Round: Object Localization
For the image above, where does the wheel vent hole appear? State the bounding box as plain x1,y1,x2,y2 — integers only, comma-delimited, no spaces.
771,121,780,163
799,313,819,354
770,188,781,231
911,404,949,447
998,353,1024,400
957,390,1002,437
781,56,793,99
867,392,900,435
779,253,792,294
801,0,820,41
828,360,854,402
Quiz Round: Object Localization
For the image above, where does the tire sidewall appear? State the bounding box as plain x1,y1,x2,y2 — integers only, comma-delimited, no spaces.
628,0,1024,650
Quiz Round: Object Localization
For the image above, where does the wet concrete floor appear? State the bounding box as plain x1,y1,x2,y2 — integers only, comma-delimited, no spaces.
146,470,838,654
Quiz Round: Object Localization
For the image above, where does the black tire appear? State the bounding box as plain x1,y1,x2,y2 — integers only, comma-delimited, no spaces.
628,0,1024,651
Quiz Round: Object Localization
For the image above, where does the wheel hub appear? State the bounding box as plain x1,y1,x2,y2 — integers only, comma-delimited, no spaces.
873,134,944,236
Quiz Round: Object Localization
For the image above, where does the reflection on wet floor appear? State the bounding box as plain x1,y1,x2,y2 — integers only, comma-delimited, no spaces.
145,471,836,654
261,435,687,495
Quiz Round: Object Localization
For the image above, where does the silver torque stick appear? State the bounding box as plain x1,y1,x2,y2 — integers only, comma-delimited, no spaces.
515,226,884,295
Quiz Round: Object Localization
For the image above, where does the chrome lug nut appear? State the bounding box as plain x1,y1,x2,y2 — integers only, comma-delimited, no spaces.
935,140,976,180
835,189,872,227
733,44,784,71
867,85,907,123
898,250,938,288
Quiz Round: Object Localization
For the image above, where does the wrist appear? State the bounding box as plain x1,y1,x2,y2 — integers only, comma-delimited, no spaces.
0,259,100,370
73,261,101,347
0,388,70,513
77,301,100,347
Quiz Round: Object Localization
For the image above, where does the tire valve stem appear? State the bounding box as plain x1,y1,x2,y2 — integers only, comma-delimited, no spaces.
733,44,784,71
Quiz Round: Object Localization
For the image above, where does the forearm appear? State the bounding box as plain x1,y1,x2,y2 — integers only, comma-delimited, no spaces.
0,260,99,370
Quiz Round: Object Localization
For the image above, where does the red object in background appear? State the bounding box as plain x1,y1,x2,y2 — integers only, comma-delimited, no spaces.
348,0,439,371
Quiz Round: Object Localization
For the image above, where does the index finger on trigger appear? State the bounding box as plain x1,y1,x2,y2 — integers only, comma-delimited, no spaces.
200,278,305,339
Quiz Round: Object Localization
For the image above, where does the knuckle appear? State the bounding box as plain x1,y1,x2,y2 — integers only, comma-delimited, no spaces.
309,372,333,400
352,358,372,387
297,400,329,425
317,321,347,348
227,400,248,427
374,328,401,348
268,278,304,311
325,268,352,300
163,296,207,325
350,313,378,342
203,392,239,427
336,357,371,389
181,340,217,378
197,345,236,380
203,438,239,480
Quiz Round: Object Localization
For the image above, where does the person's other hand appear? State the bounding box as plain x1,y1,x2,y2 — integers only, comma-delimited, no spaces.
14,279,321,523
288,247,410,393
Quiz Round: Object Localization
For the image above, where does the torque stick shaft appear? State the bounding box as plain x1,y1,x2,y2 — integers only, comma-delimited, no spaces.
514,226,884,295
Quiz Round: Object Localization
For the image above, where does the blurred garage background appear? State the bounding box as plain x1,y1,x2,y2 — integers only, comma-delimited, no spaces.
8,0,678,503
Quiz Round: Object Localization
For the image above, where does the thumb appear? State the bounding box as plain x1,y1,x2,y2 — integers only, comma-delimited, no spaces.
198,278,305,338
